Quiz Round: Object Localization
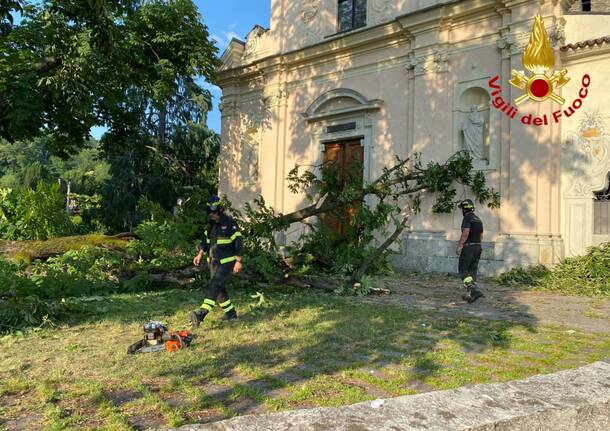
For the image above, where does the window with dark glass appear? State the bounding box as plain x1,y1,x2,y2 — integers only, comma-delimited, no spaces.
593,172,610,234
582,0,591,11
338,0,367,33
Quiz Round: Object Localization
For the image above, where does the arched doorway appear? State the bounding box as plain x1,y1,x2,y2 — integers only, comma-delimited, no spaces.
302,88,383,236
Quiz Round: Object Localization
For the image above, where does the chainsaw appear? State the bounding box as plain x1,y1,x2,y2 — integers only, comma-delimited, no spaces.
127,321,193,354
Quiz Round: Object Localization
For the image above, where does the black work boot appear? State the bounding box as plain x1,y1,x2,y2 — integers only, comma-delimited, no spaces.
463,287,484,304
220,308,237,321
190,309,208,329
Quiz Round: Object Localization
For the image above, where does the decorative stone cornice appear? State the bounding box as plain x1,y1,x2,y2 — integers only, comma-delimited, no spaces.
370,0,393,26
405,48,450,76
218,39,245,72
302,88,383,123
219,98,240,118
549,18,566,49
496,30,527,58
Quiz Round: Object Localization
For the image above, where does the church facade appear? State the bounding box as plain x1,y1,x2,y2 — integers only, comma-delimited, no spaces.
216,0,610,275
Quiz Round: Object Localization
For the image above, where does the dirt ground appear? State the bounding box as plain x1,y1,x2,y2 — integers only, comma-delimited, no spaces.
365,274,610,333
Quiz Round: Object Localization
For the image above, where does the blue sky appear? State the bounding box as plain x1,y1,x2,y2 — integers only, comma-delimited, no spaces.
91,1,270,139
196,1,270,133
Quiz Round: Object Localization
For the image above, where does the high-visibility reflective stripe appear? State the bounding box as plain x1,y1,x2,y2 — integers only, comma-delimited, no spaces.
201,303,213,311
215,232,242,245
204,298,216,306
463,276,473,285
223,304,235,313
206,239,210,244
220,256,237,264
219,300,232,308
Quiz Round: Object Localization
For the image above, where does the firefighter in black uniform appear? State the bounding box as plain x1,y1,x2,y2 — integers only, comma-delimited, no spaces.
456,199,484,303
190,196,243,328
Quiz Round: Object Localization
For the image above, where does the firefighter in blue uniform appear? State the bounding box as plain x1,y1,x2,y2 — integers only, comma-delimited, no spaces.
190,196,243,328
456,199,484,303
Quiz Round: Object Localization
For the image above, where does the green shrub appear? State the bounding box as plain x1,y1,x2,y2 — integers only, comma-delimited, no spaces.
497,243,610,296
496,265,550,286
0,183,75,240
0,239,192,331
0,258,55,329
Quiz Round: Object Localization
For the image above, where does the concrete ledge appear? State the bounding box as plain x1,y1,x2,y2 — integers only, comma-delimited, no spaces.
173,361,610,431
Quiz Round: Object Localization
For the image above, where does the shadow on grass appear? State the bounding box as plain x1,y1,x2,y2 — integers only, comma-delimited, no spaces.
101,281,536,416
12,272,537,421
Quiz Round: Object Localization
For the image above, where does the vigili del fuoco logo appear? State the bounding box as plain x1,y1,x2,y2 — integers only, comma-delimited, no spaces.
488,14,590,127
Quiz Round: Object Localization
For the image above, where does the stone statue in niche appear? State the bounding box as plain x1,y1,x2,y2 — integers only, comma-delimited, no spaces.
462,105,487,161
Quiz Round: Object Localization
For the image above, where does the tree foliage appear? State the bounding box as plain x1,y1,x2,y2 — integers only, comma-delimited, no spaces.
0,0,219,155
0,183,75,240
236,151,501,285
0,137,110,192
1,0,222,233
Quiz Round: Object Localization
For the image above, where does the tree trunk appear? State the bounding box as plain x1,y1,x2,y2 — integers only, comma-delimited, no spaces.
157,105,167,147
349,213,411,285
276,160,419,226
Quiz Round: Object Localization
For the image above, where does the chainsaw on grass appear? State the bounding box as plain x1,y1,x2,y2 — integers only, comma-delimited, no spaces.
127,321,193,354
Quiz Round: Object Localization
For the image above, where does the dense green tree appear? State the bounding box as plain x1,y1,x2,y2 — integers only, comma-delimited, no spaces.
1,0,222,232
0,137,51,189
0,0,219,155
100,118,220,231
0,137,110,193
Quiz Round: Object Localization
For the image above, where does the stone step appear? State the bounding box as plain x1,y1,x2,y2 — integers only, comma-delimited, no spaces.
171,360,610,431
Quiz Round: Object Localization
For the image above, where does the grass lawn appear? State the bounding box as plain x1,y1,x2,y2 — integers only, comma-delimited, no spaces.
1,284,609,430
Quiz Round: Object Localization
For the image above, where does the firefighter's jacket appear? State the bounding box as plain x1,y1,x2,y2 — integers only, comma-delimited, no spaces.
199,214,243,265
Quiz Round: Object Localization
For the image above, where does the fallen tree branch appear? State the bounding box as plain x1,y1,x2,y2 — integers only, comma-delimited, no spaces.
110,232,142,241
140,264,389,295
0,234,137,262
350,210,412,285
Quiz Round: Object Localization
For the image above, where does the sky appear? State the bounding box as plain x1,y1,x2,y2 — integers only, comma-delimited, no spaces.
91,1,270,139
196,0,270,133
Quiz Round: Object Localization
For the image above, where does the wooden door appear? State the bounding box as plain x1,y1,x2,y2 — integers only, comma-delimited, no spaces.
321,140,364,236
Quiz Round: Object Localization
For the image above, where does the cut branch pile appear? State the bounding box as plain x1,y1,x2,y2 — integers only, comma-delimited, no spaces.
145,264,391,295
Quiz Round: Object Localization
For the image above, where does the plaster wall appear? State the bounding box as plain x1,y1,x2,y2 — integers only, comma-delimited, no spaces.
218,0,610,274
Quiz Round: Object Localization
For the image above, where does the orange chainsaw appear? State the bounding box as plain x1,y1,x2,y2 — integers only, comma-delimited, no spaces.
127,321,193,354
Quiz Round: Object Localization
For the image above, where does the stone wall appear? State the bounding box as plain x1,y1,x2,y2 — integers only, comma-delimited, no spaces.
390,232,564,276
